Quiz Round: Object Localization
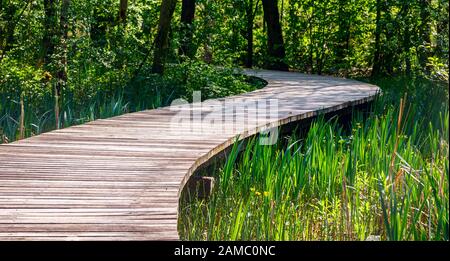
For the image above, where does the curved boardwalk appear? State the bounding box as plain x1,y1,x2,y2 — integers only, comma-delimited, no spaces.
0,70,380,240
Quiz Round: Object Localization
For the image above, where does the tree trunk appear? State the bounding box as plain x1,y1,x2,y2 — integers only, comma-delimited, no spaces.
203,39,213,64
309,26,314,74
19,92,24,140
280,0,284,23
42,0,58,68
245,14,254,68
118,0,128,23
309,2,314,74
419,0,431,73
0,2,10,58
0,1,31,62
402,4,411,75
262,0,288,71
179,0,196,60
244,0,254,68
372,0,382,77
317,18,326,75
404,27,412,75
152,0,177,74
0,0,3,53
435,0,447,60
336,0,350,68
55,0,69,129
384,31,394,75
56,0,69,97
0,3,15,55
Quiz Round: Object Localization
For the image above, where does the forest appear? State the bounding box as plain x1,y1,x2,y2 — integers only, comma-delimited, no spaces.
0,0,449,241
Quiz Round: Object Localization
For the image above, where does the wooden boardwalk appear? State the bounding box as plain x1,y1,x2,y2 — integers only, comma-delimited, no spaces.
0,70,380,240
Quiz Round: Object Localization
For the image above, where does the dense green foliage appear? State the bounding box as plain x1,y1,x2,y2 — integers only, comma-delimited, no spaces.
0,61,260,142
0,0,448,241
0,0,448,142
179,76,449,240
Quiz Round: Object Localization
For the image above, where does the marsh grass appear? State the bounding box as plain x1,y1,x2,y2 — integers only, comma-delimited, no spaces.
179,76,449,241
0,63,259,143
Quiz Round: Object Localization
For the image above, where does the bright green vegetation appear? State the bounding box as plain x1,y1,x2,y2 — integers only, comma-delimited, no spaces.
0,0,448,241
179,76,449,241
0,62,261,143
1,0,448,144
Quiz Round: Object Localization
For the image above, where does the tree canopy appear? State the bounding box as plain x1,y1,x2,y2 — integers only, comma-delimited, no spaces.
0,0,448,139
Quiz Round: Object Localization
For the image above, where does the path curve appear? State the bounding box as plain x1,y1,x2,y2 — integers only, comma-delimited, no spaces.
0,70,380,240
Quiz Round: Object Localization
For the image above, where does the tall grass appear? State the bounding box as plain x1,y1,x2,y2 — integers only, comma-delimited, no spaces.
0,63,261,144
0,91,132,142
179,77,449,241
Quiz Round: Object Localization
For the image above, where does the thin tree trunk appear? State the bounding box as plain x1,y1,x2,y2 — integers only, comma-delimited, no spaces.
54,85,60,129
203,38,213,64
42,0,57,68
336,0,344,63
404,25,412,75
179,0,196,60
280,0,284,23
152,0,177,74
435,0,447,59
244,0,254,68
262,0,288,71
55,0,69,129
0,1,31,61
245,17,254,67
336,0,350,69
19,92,24,140
372,0,382,77
384,24,394,75
419,0,431,73
57,0,69,97
0,0,3,52
0,1,10,59
309,1,314,74
317,15,326,75
402,4,411,75
119,0,128,23
1,3,16,53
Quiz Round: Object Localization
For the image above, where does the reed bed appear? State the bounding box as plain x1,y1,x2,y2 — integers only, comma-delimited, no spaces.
179,77,449,241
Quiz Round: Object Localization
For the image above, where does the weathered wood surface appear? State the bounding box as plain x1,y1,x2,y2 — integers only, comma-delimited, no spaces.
0,70,380,240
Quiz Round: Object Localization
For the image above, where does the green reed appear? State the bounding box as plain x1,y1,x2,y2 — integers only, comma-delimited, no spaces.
179,83,449,241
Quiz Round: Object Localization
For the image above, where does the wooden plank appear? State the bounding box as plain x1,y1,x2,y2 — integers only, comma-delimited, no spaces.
0,69,380,240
